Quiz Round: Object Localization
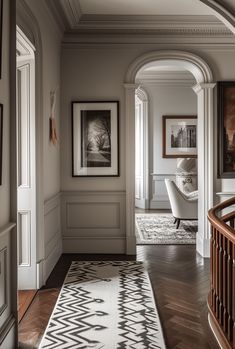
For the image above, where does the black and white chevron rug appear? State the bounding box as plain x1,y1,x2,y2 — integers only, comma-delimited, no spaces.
39,261,166,349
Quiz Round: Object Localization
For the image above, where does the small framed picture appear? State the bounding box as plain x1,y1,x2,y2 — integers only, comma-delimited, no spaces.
163,115,197,158
72,101,119,177
218,81,235,178
0,104,3,185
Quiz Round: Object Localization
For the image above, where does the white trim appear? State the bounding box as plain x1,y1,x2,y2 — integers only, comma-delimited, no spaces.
17,0,45,271
199,0,235,34
135,87,149,210
125,50,215,257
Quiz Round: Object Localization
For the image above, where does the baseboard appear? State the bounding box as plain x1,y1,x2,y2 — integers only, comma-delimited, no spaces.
196,233,210,258
63,237,126,254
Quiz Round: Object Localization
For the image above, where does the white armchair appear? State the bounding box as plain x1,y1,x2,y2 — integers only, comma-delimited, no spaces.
165,179,198,229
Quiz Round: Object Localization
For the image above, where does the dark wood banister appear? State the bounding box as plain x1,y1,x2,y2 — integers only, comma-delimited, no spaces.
208,196,235,349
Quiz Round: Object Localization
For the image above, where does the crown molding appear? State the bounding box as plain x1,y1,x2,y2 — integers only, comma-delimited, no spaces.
45,3,233,37
64,14,232,37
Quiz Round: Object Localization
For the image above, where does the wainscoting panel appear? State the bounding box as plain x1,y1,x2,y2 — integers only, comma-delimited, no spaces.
43,193,62,283
0,223,16,343
150,174,175,209
62,191,126,253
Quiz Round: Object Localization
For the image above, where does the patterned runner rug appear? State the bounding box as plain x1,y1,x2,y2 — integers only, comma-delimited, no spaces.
136,213,197,245
39,261,166,349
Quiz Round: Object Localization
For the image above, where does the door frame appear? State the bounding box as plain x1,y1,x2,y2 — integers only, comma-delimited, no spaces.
124,50,216,257
16,0,44,287
135,87,149,210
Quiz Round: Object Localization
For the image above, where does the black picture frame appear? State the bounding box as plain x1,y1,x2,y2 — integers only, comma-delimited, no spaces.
0,0,3,79
218,81,235,178
72,101,119,177
0,104,3,185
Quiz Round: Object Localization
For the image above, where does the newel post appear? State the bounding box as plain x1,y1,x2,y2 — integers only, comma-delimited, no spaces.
193,83,216,257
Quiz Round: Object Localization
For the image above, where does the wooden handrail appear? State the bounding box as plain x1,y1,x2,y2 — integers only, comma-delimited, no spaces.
208,196,235,349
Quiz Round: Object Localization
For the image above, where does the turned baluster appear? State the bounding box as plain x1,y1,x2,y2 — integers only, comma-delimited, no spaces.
223,237,228,333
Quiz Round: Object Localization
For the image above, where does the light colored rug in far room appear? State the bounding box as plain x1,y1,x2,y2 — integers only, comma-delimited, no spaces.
39,261,166,349
136,213,197,245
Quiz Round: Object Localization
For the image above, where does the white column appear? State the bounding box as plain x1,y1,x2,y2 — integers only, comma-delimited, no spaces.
193,83,216,257
124,83,139,254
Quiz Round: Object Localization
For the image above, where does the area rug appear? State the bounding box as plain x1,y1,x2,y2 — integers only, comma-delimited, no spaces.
39,261,166,349
136,213,197,245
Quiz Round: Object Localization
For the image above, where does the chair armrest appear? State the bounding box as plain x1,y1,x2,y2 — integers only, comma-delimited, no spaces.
185,190,198,199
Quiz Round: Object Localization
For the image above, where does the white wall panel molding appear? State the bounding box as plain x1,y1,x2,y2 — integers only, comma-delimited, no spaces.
18,211,31,267
42,192,62,285
0,223,15,333
0,315,16,348
150,174,175,210
62,191,126,253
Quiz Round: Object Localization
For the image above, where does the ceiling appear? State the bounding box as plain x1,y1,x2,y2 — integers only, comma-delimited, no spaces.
47,0,234,36
77,0,212,16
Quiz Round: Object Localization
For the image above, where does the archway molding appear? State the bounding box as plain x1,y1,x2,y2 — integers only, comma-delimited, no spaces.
135,87,150,210
125,50,215,257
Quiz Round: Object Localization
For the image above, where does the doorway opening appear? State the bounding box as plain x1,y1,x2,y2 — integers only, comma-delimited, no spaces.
125,50,215,257
134,64,198,247
16,26,37,322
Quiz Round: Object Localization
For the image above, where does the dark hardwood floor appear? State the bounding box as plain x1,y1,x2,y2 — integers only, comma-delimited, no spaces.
18,290,37,323
18,245,220,349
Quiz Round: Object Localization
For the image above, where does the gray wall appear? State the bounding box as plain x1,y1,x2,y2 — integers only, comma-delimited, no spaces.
60,41,235,251
141,83,197,207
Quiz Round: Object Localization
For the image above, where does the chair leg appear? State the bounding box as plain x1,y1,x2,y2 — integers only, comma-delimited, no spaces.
173,218,177,224
176,219,180,229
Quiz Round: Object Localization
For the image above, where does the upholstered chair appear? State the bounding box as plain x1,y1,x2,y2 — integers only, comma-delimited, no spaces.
165,179,198,229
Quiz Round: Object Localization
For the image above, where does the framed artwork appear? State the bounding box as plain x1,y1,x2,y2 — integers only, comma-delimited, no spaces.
0,104,3,185
0,0,2,79
218,81,235,178
72,101,119,177
162,115,197,158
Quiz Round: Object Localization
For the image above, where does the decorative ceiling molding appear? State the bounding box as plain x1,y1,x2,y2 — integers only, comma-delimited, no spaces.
199,0,235,34
69,14,231,33
59,0,82,28
46,1,233,37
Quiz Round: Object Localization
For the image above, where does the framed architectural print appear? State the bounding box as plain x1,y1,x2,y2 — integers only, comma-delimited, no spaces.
163,116,197,158
218,81,235,178
0,104,3,185
72,101,119,177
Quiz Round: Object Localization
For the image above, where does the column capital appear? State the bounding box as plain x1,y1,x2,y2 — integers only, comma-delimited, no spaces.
193,82,216,94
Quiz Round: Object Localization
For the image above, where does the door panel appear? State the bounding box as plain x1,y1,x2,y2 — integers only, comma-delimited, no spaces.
17,58,37,290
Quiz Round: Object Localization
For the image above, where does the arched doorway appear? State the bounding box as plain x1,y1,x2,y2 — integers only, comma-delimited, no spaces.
124,50,215,257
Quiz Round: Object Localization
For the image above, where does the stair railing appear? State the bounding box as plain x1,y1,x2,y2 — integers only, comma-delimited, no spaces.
208,196,235,349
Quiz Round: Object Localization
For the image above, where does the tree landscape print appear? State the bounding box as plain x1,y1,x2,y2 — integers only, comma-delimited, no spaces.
81,110,111,168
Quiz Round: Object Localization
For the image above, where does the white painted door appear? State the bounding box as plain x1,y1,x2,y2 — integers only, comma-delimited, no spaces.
17,36,37,289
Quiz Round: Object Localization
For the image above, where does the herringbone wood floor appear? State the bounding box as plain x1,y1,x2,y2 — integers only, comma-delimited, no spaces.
18,245,220,349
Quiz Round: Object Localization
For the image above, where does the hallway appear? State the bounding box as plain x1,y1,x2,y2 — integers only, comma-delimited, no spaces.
19,245,219,349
